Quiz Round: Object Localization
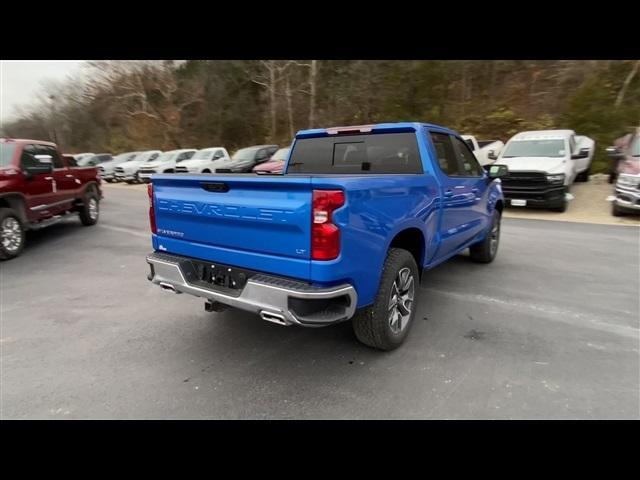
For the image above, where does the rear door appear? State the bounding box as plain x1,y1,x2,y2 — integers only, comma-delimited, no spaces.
37,145,78,211
450,134,490,235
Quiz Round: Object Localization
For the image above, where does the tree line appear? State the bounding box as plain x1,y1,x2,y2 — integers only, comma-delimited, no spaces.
2,60,639,172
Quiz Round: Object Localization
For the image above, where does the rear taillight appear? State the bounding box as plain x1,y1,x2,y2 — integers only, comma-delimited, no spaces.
311,189,344,260
148,183,157,234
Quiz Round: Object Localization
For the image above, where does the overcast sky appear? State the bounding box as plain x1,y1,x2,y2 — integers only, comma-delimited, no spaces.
0,60,86,124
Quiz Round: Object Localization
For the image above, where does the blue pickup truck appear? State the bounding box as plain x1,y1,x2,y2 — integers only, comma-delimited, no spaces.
146,122,507,350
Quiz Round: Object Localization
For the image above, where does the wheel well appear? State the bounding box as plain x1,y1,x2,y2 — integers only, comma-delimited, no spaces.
0,195,27,223
389,228,425,272
495,199,504,214
202,169,211,173
164,169,174,174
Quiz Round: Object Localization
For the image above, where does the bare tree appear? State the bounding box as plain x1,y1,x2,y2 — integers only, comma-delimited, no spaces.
615,60,640,109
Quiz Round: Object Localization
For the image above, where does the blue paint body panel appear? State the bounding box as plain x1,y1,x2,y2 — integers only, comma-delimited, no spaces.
150,122,504,307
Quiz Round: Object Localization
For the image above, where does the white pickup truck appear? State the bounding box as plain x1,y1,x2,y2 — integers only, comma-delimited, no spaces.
495,129,595,212
174,147,231,174
462,135,504,166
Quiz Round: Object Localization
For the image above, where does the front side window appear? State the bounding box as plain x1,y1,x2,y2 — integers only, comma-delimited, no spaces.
452,136,483,177
36,145,64,168
630,135,640,157
429,132,458,176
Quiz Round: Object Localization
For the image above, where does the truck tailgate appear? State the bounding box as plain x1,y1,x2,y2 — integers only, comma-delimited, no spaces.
151,174,313,279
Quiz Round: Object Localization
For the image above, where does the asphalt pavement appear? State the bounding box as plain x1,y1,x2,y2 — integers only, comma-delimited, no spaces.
1,185,638,419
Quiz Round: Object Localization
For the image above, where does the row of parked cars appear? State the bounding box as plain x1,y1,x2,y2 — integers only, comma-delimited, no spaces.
71,145,291,184
73,126,639,217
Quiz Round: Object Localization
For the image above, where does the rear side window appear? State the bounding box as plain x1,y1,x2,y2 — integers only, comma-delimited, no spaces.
0,143,16,167
287,132,422,174
429,132,458,176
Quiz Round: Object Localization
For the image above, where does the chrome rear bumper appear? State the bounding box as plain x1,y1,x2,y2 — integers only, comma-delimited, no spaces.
146,252,357,327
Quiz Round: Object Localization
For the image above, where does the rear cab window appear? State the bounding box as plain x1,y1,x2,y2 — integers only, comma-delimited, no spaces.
287,132,422,174
0,143,17,167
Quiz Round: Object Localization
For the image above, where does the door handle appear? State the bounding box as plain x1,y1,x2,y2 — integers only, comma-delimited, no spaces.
44,176,54,180
443,189,454,197
65,174,75,178
472,188,479,193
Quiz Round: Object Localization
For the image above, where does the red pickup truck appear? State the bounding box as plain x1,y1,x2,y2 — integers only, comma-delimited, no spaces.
0,138,102,260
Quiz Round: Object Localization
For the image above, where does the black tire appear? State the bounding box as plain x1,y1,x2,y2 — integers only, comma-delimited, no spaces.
202,169,211,173
469,209,501,263
79,188,100,226
576,165,590,182
612,202,624,217
551,198,568,212
0,207,26,260
352,248,420,351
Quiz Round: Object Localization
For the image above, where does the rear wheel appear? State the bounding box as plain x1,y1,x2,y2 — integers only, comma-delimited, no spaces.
469,209,501,263
79,188,100,226
352,248,419,351
202,169,211,173
0,208,25,260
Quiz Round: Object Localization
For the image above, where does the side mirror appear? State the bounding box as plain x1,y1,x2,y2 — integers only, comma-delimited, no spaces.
606,146,623,158
571,148,589,160
487,150,497,161
487,164,508,179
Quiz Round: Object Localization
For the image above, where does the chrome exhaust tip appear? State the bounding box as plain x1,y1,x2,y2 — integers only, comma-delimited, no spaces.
159,282,180,294
259,310,288,326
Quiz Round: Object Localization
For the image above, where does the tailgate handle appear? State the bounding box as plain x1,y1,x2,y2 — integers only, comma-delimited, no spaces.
201,182,229,193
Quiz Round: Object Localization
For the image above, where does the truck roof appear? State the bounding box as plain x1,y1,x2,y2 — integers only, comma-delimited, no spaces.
0,138,57,147
295,122,456,138
512,130,575,141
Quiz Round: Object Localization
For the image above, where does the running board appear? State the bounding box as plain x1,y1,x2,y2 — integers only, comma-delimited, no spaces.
28,212,77,230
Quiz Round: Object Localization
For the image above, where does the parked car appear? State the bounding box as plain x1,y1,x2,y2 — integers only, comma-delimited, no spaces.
77,153,113,167
213,145,279,173
461,135,504,166
495,129,594,212
0,138,102,260
99,151,140,183
145,122,506,350
114,150,162,183
138,149,197,183
174,148,231,174
63,154,77,166
72,153,94,164
252,147,290,174
607,127,640,216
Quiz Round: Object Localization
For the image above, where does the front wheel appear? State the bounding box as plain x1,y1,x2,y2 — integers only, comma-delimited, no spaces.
612,202,624,217
469,209,501,263
79,189,100,226
551,198,568,212
352,248,420,351
576,165,591,182
0,208,26,260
